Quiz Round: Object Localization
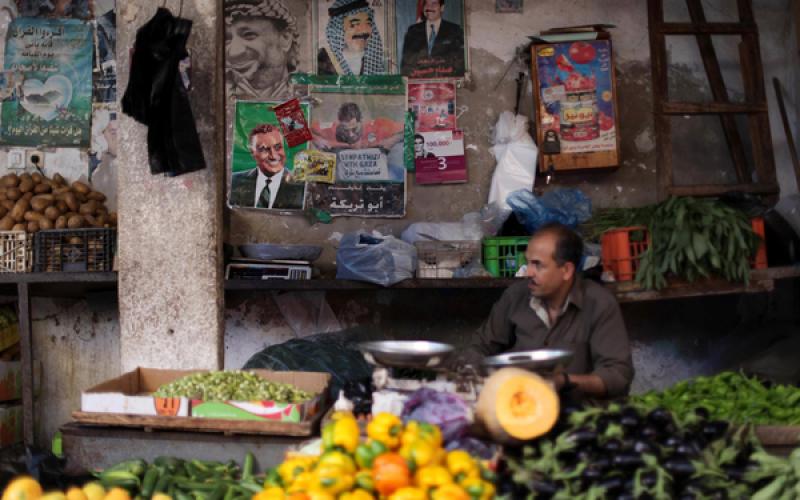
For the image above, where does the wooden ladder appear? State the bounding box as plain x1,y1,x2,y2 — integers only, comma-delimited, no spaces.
648,0,778,199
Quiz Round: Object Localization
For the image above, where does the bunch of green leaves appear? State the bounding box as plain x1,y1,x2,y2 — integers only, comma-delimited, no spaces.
636,197,761,290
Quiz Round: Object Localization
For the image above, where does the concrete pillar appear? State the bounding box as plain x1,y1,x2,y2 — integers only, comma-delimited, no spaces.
116,1,224,371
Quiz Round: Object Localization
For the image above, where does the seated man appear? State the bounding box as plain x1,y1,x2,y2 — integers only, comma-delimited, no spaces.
459,223,634,398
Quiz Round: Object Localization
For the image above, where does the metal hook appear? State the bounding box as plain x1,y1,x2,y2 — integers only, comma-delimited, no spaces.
161,0,184,16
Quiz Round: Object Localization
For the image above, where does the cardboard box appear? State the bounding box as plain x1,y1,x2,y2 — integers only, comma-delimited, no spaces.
0,361,21,402
189,371,328,423
0,403,22,446
80,368,329,423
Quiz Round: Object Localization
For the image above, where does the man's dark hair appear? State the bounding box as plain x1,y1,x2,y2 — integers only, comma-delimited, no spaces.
414,134,424,143
337,102,362,122
248,123,281,144
534,222,583,268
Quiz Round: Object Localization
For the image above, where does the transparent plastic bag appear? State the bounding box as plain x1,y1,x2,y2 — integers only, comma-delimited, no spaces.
336,231,417,286
507,188,592,233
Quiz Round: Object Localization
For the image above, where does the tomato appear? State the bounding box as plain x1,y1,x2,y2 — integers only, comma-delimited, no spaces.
373,453,410,497
599,112,614,131
568,42,596,64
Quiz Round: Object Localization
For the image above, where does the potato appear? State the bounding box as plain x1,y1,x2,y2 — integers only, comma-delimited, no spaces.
68,236,83,245
72,181,90,194
44,206,60,221
23,211,43,222
108,212,118,225
22,192,33,201
63,192,78,212
6,188,21,201
53,186,71,195
0,206,6,219
38,218,53,230
30,197,51,212
33,183,51,194
55,215,67,229
67,215,84,228
84,214,97,227
79,201,96,215
0,191,6,201
87,191,106,202
52,173,66,185
2,174,19,187
75,192,88,204
31,172,43,184
18,177,33,193
11,223,25,232
10,199,29,222
1,200,14,211
0,215,14,230
26,221,39,233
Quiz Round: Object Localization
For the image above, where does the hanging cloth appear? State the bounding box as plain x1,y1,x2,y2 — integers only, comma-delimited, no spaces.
122,7,205,176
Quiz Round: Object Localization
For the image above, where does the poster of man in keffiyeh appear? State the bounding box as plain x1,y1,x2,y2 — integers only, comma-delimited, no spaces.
315,0,388,76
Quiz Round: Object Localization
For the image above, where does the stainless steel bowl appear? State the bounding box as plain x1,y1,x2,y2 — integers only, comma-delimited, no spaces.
482,349,574,373
357,341,455,369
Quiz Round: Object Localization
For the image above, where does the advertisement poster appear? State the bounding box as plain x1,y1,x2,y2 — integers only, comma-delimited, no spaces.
229,101,309,211
496,0,523,13
92,0,116,103
308,80,406,217
534,40,616,154
396,0,467,79
15,0,90,18
1,18,92,147
314,0,389,76
414,129,466,184
408,81,455,132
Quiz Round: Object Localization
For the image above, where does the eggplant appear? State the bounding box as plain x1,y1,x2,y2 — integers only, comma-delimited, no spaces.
529,480,559,495
693,407,710,420
589,456,611,471
676,442,701,457
633,439,657,454
639,425,660,441
611,452,645,469
702,420,729,440
619,408,640,428
664,457,696,476
581,465,604,482
662,435,683,448
576,449,595,463
568,427,598,446
596,476,624,492
647,407,673,425
602,438,623,453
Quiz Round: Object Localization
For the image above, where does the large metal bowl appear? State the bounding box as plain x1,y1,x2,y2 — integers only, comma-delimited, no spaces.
483,349,574,373
357,341,455,369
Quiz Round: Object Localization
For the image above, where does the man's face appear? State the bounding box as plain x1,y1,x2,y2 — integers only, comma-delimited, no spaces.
525,233,572,300
250,130,286,176
226,17,290,84
342,11,372,52
336,118,363,145
414,138,424,157
423,0,443,23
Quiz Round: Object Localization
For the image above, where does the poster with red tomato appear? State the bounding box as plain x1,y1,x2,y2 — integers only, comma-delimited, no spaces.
534,40,617,158
408,81,457,132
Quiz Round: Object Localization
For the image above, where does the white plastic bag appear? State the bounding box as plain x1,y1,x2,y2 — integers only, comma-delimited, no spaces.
488,111,539,209
336,231,417,286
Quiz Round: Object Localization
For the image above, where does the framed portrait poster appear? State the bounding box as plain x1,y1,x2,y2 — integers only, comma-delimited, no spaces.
313,0,390,76
396,0,468,79
531,39,621,172
228,101,309,212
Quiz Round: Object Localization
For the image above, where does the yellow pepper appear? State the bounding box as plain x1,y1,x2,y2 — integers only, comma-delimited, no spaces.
460,477,496,500
354,470,375,493
399,438,437,471
321,413,360,453
285,471,313,494
253,488,285,500
414,465,453,491
305,491,335,500
316,450,357,474
278,458,314,487
430,484,470,500
310,464,354,495
401,421,443,449
445,451,479,482
340,490,375,500
388,487,427,500
367,413,403,450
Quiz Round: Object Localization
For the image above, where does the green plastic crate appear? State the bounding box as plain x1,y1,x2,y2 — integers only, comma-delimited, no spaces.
482,236,529,277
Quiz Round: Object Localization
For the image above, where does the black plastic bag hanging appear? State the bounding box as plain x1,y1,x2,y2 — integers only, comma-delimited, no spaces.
122,7,205,176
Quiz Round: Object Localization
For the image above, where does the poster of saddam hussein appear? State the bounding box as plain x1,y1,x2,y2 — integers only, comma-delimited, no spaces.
224,0,307,101
315,0,388,76
397,0,467,79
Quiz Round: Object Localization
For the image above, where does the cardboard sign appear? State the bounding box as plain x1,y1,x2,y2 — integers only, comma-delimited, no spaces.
274,98,312,147
415,130,467,184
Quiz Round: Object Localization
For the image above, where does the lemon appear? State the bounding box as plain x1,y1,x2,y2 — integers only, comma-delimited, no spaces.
40,493,66,500
101,489,129,500
2,477,43,500
65,488,86,500
151,495,171,500
80,483,103,500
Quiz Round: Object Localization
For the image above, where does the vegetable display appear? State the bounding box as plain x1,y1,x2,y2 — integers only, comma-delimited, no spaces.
587,196,761,289
0,172,117,233
257,411,495,499
152,371,313,403
497,402,793,499
1,455,261,500
633,371,800,425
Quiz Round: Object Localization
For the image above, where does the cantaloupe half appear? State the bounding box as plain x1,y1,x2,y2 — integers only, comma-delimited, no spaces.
476,367,560,444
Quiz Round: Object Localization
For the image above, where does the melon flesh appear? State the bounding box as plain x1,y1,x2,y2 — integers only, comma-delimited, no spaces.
476,367,559,444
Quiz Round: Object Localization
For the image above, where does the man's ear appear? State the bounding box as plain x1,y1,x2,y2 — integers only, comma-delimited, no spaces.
562,261,576,281
279,30,293,53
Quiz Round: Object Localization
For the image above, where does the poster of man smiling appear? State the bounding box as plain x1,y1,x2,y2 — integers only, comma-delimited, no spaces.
314,0,389,76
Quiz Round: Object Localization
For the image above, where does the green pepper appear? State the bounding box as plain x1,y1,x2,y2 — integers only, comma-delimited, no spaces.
355,440,388,469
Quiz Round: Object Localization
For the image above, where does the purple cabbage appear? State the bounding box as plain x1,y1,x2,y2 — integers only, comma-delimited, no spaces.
401,388,471,443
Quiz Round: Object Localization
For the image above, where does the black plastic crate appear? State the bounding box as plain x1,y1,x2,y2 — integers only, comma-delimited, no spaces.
34,228,116,272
